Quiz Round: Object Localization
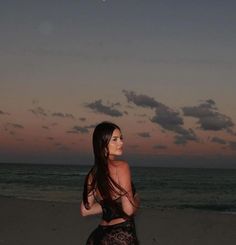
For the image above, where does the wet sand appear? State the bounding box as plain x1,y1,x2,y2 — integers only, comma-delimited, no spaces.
0,196,236,245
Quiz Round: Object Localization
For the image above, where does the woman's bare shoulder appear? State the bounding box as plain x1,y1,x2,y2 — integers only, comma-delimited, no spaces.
114,160,130,175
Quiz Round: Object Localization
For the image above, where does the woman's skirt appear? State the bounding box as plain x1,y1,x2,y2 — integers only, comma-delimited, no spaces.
86,219,139,245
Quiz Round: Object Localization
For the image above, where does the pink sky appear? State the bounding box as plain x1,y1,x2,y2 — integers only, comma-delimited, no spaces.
1,1,236,167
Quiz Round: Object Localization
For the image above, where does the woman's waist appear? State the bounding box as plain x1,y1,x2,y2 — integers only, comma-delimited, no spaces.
99,217,131,227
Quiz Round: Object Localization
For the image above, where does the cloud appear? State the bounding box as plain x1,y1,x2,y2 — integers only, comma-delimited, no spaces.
0,110,10,116
54,143,70,151
5,123,24,130
29,107,48,117
174,129,198,145
122,90,162,108
30,104,76,121
151,103,192,140
199,116,234,131
151,108,183,132
111,102,121,107
3,123,24,137
184,99,217,114
86,99,123,117
182,100,234,132
8,131,15,135
135,113,147,118
51,112,75,120
123,90,184,132
123,90,183,131
10,123,24,129
67,126,89,134
137,132,150,138
211,137,227,145
153,144,167,150
123,90,198,145
85,124,97,129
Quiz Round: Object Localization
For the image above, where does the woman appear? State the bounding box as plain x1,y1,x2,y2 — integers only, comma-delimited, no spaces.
80,121,140,244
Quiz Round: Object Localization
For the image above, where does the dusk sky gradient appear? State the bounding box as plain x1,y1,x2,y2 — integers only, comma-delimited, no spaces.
1,0,236,168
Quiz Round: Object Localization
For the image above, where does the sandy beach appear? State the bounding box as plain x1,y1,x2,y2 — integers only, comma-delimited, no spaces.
0,196,236,245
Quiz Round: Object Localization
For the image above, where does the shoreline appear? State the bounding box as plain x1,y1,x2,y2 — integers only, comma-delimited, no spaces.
1,194,235,214
1,196,236,245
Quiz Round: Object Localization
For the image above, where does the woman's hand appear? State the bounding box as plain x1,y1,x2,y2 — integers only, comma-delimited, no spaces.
80,201,102,217
134,193,140,211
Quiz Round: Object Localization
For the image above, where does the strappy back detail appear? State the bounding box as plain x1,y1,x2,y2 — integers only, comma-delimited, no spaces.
93,180,136,223
93,192,125,222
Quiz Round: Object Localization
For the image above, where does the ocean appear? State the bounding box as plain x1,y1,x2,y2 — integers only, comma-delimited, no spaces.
0,163,236,212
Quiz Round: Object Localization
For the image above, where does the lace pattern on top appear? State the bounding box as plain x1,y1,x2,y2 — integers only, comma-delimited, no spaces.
94,192,124,222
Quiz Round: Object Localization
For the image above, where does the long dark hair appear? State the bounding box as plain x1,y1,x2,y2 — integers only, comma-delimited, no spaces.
83,121,128,210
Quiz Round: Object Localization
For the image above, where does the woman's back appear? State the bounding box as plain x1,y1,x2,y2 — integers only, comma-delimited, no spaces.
93,160,137,223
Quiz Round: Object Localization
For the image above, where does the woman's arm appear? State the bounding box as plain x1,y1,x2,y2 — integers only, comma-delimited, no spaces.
118,162,139,216
80,175,103,217
133,193,141,212
80,199,102,217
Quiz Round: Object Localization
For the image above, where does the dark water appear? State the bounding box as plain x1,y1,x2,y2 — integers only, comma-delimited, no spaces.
0,163,236,212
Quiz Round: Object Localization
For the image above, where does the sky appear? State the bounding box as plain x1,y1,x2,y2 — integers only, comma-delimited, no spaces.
0,0,236,168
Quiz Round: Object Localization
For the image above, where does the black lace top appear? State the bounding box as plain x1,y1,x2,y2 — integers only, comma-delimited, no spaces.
100,197,124,222
94,182,136,222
